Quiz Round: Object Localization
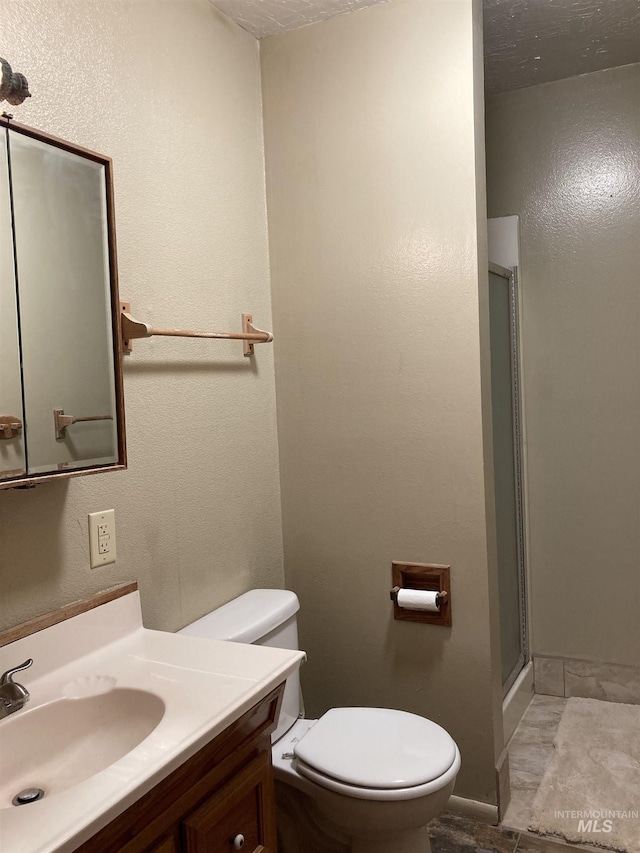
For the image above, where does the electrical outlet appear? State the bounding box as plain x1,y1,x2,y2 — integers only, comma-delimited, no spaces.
88,509,117,569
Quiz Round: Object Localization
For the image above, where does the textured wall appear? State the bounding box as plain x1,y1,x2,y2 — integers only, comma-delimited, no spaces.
486,65,640,667
0,0,284,631
262,0,501,802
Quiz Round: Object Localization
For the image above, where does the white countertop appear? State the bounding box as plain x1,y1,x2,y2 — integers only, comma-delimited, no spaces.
0,590,305,853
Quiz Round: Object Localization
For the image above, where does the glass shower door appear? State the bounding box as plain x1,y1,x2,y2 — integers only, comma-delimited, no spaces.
489,263,528,692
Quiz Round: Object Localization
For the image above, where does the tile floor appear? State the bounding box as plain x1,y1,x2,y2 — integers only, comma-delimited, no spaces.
503,694,567,832
428,810,583,852
429,812,602,853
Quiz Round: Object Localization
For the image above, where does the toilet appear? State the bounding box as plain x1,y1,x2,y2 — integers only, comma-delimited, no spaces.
180,589,460,853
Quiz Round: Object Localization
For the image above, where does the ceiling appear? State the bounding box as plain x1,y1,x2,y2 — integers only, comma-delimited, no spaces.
211,0,387,39
484,0,640,95
211,0,640,94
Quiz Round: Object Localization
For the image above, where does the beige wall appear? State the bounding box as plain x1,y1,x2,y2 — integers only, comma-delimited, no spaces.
486,65,640,667
262,0,501,802
0,0,284,630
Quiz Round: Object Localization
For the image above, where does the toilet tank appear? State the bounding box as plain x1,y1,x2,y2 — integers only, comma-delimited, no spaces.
179,589,302,743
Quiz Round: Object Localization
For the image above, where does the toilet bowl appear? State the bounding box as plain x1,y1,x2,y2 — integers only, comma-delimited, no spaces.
180,589,460,852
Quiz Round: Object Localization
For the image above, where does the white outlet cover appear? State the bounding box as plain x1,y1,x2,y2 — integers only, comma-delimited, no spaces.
88,509,117,569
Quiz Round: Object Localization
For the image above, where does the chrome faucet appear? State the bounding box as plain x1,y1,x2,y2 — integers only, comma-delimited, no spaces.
0,659,32,719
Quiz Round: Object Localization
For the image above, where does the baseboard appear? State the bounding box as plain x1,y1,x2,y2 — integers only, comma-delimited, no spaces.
503,661,534,744
495,748,511,821
446,794,499,825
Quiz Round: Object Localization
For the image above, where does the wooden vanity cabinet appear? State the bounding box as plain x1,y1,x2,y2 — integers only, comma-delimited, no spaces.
75,684,283,853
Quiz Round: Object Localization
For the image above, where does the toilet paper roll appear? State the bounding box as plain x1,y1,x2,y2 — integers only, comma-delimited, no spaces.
396,588,441,612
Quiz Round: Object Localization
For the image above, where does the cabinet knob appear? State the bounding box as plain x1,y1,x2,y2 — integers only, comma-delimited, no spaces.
232,835,245,849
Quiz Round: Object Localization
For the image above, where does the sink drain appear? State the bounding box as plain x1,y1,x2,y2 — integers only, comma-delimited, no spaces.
12,787,45,806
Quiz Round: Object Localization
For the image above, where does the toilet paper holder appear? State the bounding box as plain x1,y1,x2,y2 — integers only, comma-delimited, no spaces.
390,587,448,608
390,562,452,627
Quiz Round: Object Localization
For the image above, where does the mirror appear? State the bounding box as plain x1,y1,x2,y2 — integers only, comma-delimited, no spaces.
0,118,125,488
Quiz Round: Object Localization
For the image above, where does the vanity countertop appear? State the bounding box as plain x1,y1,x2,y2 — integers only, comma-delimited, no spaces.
0,589,305,853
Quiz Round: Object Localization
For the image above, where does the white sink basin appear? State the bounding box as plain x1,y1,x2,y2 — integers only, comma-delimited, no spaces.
0,688,165,808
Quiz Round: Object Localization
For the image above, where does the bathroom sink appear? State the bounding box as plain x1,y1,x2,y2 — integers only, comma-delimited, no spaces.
0,586,305,852
0,688,165,809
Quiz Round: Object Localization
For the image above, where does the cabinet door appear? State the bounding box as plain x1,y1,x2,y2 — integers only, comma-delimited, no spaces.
8,129,119,476
0,128,25,478
183,751,276,853
148,835,180,853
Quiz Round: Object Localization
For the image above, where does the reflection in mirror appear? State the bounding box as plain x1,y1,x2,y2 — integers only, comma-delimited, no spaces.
0,129,25,478
0,118,125,488
9,131,118,474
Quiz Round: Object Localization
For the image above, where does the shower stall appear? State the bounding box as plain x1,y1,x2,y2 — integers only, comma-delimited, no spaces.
488,263,529,698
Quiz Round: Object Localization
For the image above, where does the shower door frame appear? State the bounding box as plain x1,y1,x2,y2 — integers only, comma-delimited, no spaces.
490,262,529,696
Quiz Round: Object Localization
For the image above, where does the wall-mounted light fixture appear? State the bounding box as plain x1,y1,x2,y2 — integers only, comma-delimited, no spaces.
0,57,30,106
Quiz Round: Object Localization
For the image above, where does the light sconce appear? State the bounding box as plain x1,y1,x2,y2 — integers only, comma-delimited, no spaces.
0,57,31,106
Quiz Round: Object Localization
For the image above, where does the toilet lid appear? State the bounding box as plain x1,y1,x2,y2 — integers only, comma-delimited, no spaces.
294,707,457,789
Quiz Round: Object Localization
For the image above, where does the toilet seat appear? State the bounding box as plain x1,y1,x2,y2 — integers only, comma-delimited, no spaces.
292,707,460,801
